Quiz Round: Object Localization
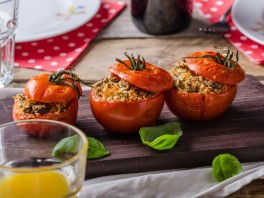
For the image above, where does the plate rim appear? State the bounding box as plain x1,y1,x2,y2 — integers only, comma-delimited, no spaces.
232,0,264,46
16,0,101,43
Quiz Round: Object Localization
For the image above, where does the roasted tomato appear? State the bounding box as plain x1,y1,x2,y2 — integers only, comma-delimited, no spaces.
13,71,84,136
90,53,173,134
165,50,245,121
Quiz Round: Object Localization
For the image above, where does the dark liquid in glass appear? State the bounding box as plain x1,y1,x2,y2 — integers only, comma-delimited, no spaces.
131,0,193,35
4,158,61,168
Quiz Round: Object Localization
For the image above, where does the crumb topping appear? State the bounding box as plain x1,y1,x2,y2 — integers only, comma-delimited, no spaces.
92,75,155,101
14,94,68,115
170,61,228,94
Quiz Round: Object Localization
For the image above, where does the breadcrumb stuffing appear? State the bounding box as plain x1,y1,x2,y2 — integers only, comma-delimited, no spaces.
170,61,228,94
13,94,68,115
92,75,155,102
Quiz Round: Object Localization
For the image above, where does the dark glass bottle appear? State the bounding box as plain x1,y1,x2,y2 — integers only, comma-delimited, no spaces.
131,0,193,35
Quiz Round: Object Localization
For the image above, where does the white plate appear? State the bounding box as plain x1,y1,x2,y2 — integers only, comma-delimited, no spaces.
232,0,264,45
16,0,101,43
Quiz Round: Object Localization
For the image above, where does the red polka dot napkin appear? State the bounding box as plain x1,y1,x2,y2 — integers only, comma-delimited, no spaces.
194,0,264,65
14,1,126,72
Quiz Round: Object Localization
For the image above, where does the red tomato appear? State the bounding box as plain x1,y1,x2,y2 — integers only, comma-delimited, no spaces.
13,72,82,136
165,85,237,121
108,60,173,93
15,122,63,138
90,90,164,134
13,98,78,125
165,51,245,121
24,73,82,103
186,51,245,85
90,55,173,134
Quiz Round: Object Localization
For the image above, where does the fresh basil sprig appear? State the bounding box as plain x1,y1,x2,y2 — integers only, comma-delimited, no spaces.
212,153,243,182
52,135,110,160
139,122,183,150
87,137,110,159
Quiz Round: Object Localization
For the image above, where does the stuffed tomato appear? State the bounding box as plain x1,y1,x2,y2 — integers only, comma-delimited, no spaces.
90,53,173,134
165,50,245,121
13,71,85,136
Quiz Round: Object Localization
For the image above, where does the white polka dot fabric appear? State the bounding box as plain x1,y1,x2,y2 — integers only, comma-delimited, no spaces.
14,1,126,72
194,0,264,65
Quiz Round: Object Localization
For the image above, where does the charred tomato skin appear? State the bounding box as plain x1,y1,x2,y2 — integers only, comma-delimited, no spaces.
89,89,165,134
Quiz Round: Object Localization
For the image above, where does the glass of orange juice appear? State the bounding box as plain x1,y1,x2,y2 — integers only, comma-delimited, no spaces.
0,119,88,198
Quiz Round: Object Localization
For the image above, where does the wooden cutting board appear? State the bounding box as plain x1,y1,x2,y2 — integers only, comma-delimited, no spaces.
1,75,264,178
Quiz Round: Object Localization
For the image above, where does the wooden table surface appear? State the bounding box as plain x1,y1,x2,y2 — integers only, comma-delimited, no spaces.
8,0,264,196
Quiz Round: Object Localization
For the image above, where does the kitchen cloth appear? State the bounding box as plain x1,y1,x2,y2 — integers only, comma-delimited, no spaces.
194,0,264,65
14,1,126,72
80,162,264,198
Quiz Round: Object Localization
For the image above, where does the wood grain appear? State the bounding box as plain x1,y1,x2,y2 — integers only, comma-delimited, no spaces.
1,75,264,179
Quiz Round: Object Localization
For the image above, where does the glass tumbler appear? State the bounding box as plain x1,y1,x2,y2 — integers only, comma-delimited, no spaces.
0,119,88,198
0,0,18,87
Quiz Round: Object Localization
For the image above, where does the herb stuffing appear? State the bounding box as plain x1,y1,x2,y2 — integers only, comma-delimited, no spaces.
170,61,229,94
13,94,68,115
92,74,155,102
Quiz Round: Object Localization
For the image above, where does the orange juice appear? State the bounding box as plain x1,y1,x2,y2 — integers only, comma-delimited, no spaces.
0,171,71,198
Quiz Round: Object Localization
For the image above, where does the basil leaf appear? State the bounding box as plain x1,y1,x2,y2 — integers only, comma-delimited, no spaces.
52,135,79,159
52,135,110,160
139,122,183,150
87,137,110,159
212,153,243,182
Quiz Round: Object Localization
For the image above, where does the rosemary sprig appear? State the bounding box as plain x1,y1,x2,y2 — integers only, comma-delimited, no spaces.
184,47,239,70
48,70,92,98
116,52,146,71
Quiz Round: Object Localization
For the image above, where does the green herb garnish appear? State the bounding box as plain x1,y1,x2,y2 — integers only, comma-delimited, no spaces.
184,47,239,70
52,135,110,160
48,70,92,98
52,135,80,159
87,137,110,159
139,122,183,150
212,153,243,182
116,52,146,71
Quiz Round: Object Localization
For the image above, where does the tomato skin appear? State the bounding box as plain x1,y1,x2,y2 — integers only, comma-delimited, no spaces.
108,60,173,93
13,98,78,136
165,85,237,121
89,89,164,134
15,122,63,138
186,51,245,85
24,73,82,103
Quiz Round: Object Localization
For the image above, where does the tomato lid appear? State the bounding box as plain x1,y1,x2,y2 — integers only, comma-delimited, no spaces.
24,73,83,103
108,58,173,93
185,51,245,85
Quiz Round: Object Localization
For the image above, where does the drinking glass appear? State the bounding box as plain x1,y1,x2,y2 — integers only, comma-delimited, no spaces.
0,119,88,198
131,0,193,35
0,0,18,87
